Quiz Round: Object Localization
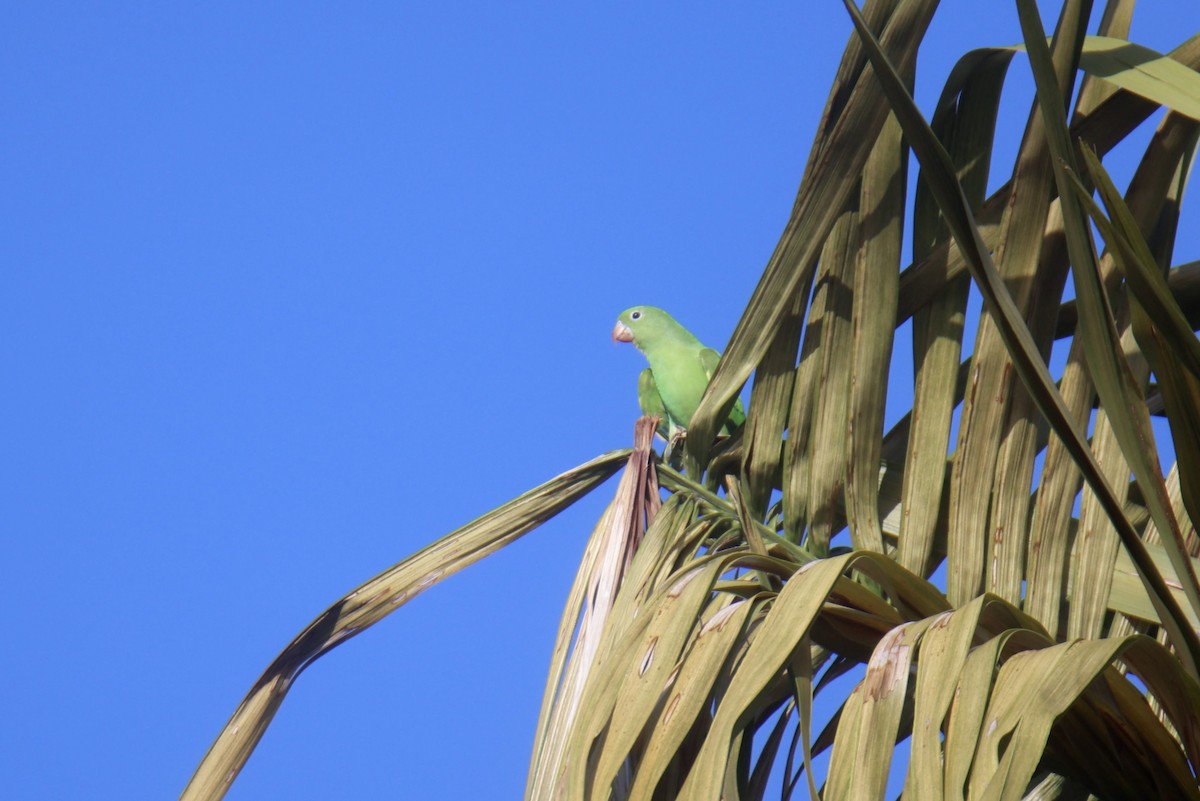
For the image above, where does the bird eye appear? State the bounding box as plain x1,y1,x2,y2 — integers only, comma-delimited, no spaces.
631,311,641,320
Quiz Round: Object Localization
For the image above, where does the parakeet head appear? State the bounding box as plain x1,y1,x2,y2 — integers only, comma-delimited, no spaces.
611,306,676,349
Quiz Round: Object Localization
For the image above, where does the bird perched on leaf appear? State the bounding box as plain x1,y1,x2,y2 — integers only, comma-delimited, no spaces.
612,306,745,443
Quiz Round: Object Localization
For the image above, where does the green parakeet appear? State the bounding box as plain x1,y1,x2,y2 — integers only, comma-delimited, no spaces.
612,306,746,440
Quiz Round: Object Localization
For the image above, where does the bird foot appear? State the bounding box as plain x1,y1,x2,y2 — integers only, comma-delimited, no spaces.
662,429,687,469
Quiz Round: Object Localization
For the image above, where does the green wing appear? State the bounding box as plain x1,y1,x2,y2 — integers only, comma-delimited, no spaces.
698,347,746,434
637,368,671,439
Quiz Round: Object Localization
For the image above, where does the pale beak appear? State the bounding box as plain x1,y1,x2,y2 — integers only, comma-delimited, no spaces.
611,320,634,343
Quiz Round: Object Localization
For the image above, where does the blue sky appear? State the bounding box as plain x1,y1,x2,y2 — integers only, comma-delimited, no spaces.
3,4,1195,799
